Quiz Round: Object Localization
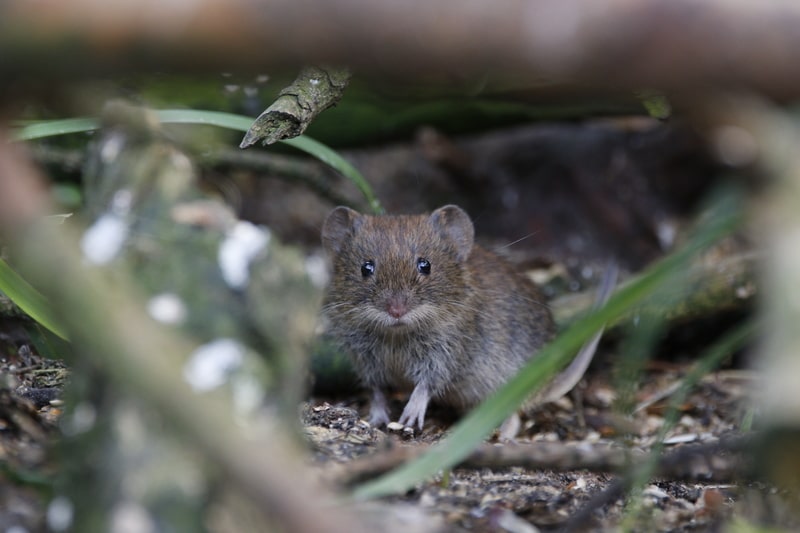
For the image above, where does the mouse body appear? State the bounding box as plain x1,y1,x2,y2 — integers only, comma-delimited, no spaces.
321,204,555,429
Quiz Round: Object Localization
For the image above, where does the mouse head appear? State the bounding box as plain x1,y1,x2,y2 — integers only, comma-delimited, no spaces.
321,205,475,329
322,205,474,259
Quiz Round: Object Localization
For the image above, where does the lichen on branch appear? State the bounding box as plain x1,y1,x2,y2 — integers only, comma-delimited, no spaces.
240,65,351,148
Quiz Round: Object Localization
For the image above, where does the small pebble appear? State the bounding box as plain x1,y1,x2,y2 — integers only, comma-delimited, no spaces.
702,488,726,513
663,433,699,445
386,422,404,432
643,485,670,501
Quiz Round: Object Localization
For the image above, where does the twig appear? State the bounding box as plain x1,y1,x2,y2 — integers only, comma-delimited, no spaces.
240,65,351,147
26,143,359,211
340,434,751,489
551,251,758,327
203,147,357,208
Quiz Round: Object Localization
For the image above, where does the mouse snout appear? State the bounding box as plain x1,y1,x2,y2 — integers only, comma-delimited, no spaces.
385,293,411,319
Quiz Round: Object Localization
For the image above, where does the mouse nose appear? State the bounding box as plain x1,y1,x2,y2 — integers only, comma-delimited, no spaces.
386,294,410,319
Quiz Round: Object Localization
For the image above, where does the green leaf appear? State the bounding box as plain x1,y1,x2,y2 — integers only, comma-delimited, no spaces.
282,136,383,214
11,109,382,214
635,90,672,120
0,258,69,340
11,118,100,140
351,187,742,500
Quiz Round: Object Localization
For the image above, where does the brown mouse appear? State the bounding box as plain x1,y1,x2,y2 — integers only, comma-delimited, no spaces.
321,204,571,430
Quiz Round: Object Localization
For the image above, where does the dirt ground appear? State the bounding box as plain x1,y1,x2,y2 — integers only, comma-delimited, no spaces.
2,337,792,532
301,345,787,532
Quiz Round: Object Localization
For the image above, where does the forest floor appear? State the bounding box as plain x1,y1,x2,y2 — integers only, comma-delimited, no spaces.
3,342,795,532
302,349,795,532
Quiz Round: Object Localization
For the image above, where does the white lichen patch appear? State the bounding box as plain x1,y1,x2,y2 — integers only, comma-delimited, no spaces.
231,374,265,417
304,252,330,288
218,221,271,290
61,402,98,437
110,501,157,533
169,151,192,173
111,189,133,215
80,212,130,265
183,338,245,392
100,131,126,163
46,496,74,532
147,293,188,325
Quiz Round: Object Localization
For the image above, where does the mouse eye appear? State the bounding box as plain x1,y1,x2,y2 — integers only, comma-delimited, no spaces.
361,260,375,277
416,258,431,275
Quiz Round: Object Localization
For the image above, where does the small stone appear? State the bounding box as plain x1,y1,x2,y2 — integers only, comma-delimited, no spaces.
643,485,670,501
662,433,699,445
386,421,404,432
701,488,726,513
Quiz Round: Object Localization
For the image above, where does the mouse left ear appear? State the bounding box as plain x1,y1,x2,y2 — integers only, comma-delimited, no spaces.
429,205,474,261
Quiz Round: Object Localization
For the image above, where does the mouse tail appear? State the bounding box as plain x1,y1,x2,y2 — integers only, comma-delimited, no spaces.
529,260,619,407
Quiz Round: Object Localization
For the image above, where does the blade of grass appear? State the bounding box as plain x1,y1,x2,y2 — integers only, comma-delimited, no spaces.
11,118,100,140
660,319,756,443
281,136,383,214
12,110,382,214
352,187,742,500
614,312,668,415
0,258,68,340
619,319,756,530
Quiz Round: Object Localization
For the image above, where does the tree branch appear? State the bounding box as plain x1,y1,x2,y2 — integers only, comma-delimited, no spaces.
240,66,351,147
1,1,800,97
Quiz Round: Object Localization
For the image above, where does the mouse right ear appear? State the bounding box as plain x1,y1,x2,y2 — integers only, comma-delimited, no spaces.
322,206,361,254
430,205,474,261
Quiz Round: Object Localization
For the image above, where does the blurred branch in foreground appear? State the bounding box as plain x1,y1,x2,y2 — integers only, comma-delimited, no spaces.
732,100,800,492
0,121,367,532
1,0,800,98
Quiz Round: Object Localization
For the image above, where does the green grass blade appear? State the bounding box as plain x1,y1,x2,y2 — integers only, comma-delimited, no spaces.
620,319,756,529
11,118,100,141
657,318,756,445
352,187,742,500
0,258,69,340
11,110,382,214
282,136,383,214
158,109,254,131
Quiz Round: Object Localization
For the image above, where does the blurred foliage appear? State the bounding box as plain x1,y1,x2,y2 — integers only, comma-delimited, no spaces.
0,258,68,340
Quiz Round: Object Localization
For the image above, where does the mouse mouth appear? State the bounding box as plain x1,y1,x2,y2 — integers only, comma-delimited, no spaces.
366,302,433,332
375,311,416,331
385,315,411,328
377,302,438,331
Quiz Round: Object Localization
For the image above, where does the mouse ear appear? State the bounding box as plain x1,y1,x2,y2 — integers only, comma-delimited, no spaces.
322,206,362,254
429,205,474,261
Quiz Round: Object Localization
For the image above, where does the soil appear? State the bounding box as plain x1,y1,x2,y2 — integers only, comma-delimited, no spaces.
300,349,785,532
2,326,787,532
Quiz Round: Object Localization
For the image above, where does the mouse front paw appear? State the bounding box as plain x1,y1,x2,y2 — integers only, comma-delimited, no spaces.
368,404,391,427
367,388,391,427
397,383,430,430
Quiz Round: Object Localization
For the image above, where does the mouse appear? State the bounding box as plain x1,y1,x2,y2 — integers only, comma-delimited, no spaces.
321,204,613,431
